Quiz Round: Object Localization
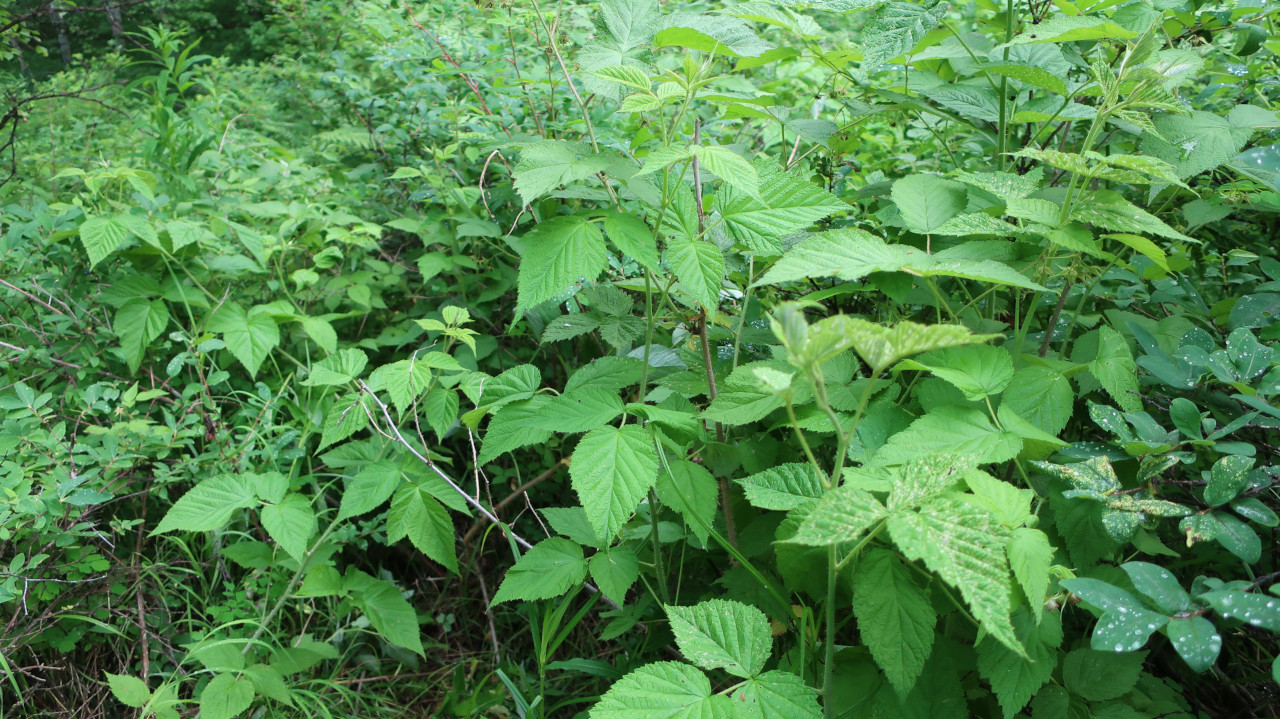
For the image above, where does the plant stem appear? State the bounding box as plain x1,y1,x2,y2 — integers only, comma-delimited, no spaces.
823,544,837,718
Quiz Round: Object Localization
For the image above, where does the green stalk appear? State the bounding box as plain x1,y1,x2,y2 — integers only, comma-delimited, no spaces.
823,544,838,718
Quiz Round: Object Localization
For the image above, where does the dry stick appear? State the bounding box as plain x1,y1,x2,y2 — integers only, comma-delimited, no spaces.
355,382,622,610
691,119,739,549
475,570,501,664
461,458,568,548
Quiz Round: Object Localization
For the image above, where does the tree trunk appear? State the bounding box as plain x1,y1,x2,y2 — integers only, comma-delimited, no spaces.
48,2,72,66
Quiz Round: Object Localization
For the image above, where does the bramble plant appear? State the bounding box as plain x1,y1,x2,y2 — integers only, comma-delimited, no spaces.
1,0,1279,717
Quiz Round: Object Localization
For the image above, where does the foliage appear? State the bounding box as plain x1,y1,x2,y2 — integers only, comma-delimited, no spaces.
2,0,1280,717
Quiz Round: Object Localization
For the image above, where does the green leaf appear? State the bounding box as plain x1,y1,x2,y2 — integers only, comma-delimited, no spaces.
199,673,256,719
348,572,425,656
338,460,402,521
702,361,794,425
590,546,639,605
1141,110,1254,180
892,175,968,234
1071,191,1195,244
1200,590,1280,631
655,457,718,545
870,406,1022,468
387,485,458,574
853,549,936,695
919,84,1001,123
303,348,368,386
1006,14,1136,44
492,537,587,604
1006,528,1053,620
605,211,661,271
421,388,459,441
261,494,316,563
888,495,1023,655
80,214,152,268
1204,454,1254,507
114,298,169,373
151,474,258,535
897,345,1012,401
1166,616,1220,673
664,234,725,311
1089,326,1142,413
1121,561,1192,613
208,303,280,378
571,425,659,543
980,63,1067,96
737,463,824,510
712,159,846,253
842,318,1002,375
1000,367,1073,436
666,599,771,677
654,13,772,57
105,673,150,708
243,664,293,707
976,609,1062,719
478,397,555,464
691,145,761,199
1061,649,1145,702
1060,578,1169,652
756,229,1044,291
732,671,822,718
590,661,733,718
516,215,609,317
861,2,947,72
788,485,887,546
514,141,617,206
319,393,370,450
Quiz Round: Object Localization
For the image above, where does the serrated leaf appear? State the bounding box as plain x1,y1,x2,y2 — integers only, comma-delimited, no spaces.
492,537,587,604
667,599,771,677
976,609,1062,719
1061,649,1145,701
114,298,169,373
303,348,368,386
516,215,608,316
737,463,824,510
338,460,402,521
1006,528,1053,620
920,84,1002,123
590,546,639,605
788,485,887,546
655,13,772,57
1006,14,1136,44
571,425,659,543
590,661,732,719
605,211,661,271
319,393,370,450
871,406,1022,468
898,345,1013,401
892,174,968,234
348,572,425,656
702,361,793,425
261,494,316,563
655,458,718,545
888,495,1023,655
712,159,846,253
1090,326,1142,413
732,671,822,718
208,303,279,378
105,673,150,708
861,2,947,72
151,474,258,535
853,549,936,695
1000,367,1073,435
691,145,761,200
198,673,255,719
514,141,616,206
665,234,725,310
421,388,459,441
387,485,458,573
1071,191,1195,244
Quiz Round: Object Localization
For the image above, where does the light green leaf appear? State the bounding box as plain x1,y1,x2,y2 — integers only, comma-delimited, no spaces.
80,214,149,268
665,234,725,311
919,84,1002,123
319,393,370,450
492,537,587,604
1089,326,1142,413
737,463,824,510
1141,110,1254,180
349,572,425,656
299,316,337,354
590,661,733,719
590,546,640,605
387,485,458,573
702,361,796,425
1006,14,1136,44
732,671,822,718
892,174,968,234
691,145,761,200
830,317,1002,375
1000,367,1073,436
620,93,661,112
605,211,661,271
655,13,772,57
571,425,659,543
242,664,293,707
114,298,169,373
105,673,150,708
591,64,652,91
852,549,936,695
713,159,846,253
422,388,459,441
980,63,1067,95
151,474,258,535
666,599,771,677
199,673,255,719
478,397,555,464
338,460,402,521
788,485,888,546
655,458,718,545
1006,528,1053,621
871,406,1022,468
861,2,947,72
889,495,1023,655
514,141,617,206
1204,454,1253,507
208,303,280,378
1071,191,1195,244
897,345,1012,401
516,215,609,316
1121,561,1192,614
261,494,316,563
